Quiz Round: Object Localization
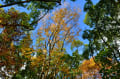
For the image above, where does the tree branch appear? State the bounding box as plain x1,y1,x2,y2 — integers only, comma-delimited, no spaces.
0,0,61,8
30,10,49,26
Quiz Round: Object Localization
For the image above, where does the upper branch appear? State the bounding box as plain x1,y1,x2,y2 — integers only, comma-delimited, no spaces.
0,0,61,8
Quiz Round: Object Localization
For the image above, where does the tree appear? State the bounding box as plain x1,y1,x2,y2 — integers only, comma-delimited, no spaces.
83,0,120,78
19,6,81,79
0,8,33,78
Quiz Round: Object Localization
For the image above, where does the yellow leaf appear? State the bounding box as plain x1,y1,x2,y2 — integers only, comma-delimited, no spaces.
0,20,2,23
43,49,47,53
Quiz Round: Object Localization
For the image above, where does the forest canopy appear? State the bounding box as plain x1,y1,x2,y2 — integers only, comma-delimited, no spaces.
0,0,120,79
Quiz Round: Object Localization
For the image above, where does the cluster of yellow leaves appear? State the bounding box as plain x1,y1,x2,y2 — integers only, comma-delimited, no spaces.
30,55,45,67
80,57,101,72
79,57,102,79
51,51,64,65
21,48,33,59
30,48,48,68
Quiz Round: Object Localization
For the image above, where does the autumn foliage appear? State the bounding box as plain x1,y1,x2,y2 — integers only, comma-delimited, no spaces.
1,0,118,78
79,57,102,79
0,5,82,78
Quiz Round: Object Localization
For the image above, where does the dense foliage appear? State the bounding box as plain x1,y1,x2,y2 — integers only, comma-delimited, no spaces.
0,0,120,78
83,0,120,78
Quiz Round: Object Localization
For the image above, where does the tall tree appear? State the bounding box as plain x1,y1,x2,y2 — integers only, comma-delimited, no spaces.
24,6,81,79
83,0,120,78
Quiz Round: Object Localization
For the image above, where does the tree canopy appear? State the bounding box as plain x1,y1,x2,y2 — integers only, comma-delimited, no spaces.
83,0,120,78
0,0,120,78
